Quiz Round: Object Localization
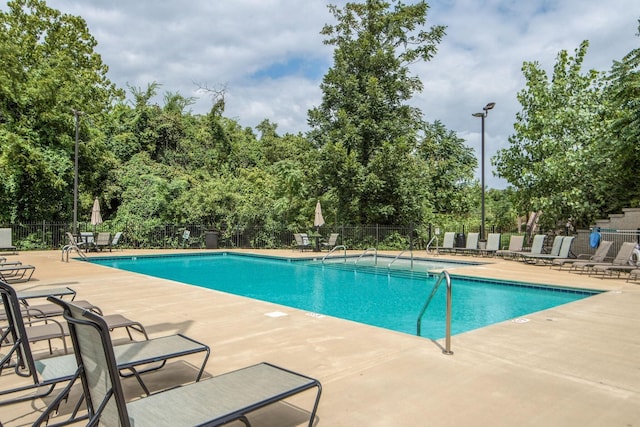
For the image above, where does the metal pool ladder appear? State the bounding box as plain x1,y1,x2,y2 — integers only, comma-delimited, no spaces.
416,271,453,355
354,248,377,265
322,245,347,263
388,249,414,270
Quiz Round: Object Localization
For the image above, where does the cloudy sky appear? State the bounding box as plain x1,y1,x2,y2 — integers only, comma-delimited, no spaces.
37,0,640,187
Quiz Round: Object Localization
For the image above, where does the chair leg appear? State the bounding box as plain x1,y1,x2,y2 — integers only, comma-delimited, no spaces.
124,321,149,340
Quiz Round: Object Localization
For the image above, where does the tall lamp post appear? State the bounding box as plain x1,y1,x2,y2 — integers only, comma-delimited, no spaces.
72,109,83,236
472,102,495,240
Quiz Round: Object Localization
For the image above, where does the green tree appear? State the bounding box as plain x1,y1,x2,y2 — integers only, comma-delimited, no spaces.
308,0,445,224
485,187,520,232
493,41,607,229
417,120,477,215
604,19,640,209
0,0,122,222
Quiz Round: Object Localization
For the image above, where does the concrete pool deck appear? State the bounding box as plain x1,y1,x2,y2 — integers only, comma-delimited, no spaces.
1,248,639,426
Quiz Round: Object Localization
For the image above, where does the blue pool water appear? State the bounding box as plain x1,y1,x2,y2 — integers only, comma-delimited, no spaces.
90,253,598,339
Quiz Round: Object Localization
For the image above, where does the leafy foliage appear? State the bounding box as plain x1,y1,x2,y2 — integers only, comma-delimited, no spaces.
494,41,609,229
308,0,447,224
3,1,638,239
0,0,122,222
604,19,640,210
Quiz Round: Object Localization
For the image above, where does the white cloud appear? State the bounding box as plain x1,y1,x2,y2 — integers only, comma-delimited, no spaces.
19,0,640,188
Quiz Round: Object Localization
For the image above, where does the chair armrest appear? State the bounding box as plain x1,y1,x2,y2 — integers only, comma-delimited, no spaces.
22,314,66,334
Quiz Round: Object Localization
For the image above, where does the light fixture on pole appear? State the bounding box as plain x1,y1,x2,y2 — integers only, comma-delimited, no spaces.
472,102,495,240
72,109,83,236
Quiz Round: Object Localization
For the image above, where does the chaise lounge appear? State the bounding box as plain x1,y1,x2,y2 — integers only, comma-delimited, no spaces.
435,232,455,254
49,296,323,427
496,235,524,259
551,240,613,270
520,235,564,264
0,228,17,254
0,263,36,282
521,236,575,265
454,232,479,255
0,281,210,426
569,241,636,275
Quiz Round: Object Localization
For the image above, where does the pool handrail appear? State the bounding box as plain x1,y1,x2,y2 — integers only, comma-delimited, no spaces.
322,245,347,264
416,270,453,355
354,248,377,266
388,249,414,270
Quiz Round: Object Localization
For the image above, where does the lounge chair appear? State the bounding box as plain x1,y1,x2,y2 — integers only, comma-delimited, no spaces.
0,228,17,254
551,240,613,270
570,241,637,275
590,263,638,278
520,235,563,263
80,232,96,251
110,231,123,251
521,236,574,265
94,232,112,251
1,300,147,358
0,281,210,417
475,233,502,257
294,233,312,252
455,232,479,255
511,234,546,260
435,232,456,254
50,297,322,427
589,244,640,278
18,299,100,319
1,304,70,354
496,235,524,259
15,286,148,341
0,263,36,282
321,233,340,250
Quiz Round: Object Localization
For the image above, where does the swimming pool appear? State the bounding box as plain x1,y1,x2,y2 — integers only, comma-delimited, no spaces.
90,253,598,339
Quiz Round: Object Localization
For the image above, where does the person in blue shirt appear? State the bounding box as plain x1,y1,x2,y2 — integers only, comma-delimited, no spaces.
589,227,601,249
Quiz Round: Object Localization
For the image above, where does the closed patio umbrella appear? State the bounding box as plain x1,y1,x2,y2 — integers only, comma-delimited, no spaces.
314,200,325,230
91,197,103,230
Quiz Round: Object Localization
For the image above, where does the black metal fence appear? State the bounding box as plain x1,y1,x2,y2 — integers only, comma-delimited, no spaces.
1,222,639,254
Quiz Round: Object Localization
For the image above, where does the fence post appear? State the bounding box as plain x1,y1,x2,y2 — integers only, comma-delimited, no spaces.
410,223,414,251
